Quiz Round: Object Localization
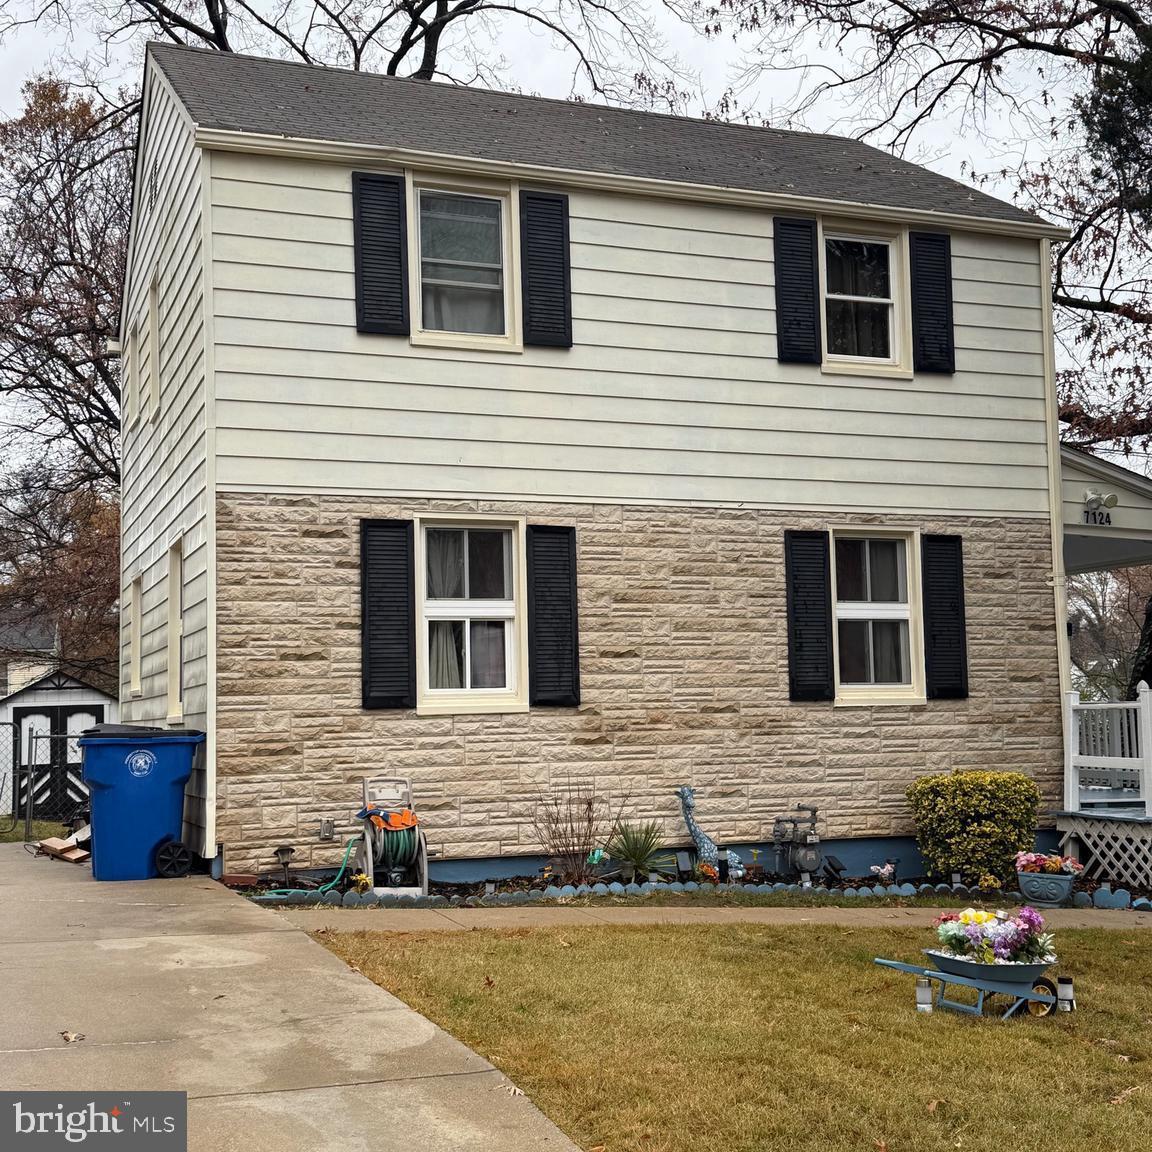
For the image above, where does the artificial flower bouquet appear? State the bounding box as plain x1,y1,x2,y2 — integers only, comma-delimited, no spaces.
932,907,1056,966
1015,851,1083,875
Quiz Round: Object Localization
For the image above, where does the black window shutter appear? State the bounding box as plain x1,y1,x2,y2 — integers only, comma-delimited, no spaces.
352,173,409,336
361,519,415,708
909,231,955,373
922,534,968,699
520,191,573,347
784,530,834,702
527,525,580,705
773,217,822,364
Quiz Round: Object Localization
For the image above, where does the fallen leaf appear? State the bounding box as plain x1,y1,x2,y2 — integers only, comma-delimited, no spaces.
1110,1086,1141,1106
484,975,496,989
59,1031,84,1044
874,1139,889,1152
502,1084,524,1097
927,1099,946,1115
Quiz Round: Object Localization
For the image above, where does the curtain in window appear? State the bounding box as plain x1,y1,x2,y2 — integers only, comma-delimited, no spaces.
429,621,464,690
426,530,464,599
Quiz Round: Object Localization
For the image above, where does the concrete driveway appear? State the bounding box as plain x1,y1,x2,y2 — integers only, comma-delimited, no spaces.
0,844,577,1151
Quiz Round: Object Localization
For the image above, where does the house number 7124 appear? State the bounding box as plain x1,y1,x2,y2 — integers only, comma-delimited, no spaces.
1082,509,1113,526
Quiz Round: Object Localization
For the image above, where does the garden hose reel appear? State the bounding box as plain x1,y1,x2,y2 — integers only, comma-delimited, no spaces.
354,776,429,895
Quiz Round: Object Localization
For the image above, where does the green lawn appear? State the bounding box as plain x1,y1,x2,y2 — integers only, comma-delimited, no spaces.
0,818,66,844
324,924,1152,1152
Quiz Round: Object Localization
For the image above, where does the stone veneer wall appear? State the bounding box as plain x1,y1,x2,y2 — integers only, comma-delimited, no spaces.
214,493,1064,873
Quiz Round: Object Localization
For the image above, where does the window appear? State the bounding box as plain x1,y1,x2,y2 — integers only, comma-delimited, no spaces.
147,271,160,416
128,577,142,695
832,533,922,700
166,541,184,721
418,190,505,336
416,519,528,713
824,237,894,361
124,322,139,423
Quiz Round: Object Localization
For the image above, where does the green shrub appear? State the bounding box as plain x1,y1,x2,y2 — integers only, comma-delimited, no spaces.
906,771,1040,884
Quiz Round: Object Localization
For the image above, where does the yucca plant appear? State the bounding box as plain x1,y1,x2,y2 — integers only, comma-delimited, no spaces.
607,820,675,881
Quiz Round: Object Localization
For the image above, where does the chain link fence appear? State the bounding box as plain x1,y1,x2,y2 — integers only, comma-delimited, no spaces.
0,726,89,841
0,722,16,835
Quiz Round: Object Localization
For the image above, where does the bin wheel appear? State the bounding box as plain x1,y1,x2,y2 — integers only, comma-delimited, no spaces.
155,840,193,879
1027,977,1058,1018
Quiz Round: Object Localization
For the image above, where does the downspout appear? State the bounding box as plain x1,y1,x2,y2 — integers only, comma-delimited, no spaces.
1039,239,1074,808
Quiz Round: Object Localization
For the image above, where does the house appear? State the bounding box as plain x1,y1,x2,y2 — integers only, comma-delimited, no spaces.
117,43,1147,881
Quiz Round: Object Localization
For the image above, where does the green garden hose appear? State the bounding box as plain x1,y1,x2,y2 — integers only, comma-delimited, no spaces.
262,836,359,898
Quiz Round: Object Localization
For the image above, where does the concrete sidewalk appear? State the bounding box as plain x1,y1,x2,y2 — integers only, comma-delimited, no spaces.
0,844,577,1152
278,902,1152,934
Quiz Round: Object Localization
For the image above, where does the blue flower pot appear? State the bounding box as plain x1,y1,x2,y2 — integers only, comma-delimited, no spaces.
1016,870,1075,908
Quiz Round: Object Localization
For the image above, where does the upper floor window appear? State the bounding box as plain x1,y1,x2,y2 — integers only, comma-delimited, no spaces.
824,236,894,362
418,189,506,337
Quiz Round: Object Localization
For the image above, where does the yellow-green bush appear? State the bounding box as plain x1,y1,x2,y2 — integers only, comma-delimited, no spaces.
906,771,1040,884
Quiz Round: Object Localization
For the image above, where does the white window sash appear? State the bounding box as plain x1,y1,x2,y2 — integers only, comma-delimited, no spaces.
417,188,507,335
835,601,910,622
424,598,516,620
823,233,898,364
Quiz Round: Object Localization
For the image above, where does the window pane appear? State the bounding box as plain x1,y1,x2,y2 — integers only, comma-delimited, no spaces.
872,620,910,684
835,538,866,601
838,620,870,684
826,299,891,358
826,239,890,298
429,620,464,689
867,539,906,602
422,283,505,335
470,621,507,688
468,530,510,599
427,529,465,598
420,193,501,264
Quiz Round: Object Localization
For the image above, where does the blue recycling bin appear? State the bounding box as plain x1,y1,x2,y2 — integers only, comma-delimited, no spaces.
79,723,206,881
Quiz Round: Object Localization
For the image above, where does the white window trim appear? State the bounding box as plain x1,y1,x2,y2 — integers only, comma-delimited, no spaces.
818,222,913,379
147,269,161,420
405,170,523,354
166,539,184,724
413,513,529,715
125,321,140,427
829,526,926,706
128,576,143,697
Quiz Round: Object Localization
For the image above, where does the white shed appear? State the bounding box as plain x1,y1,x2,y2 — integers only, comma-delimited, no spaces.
0,672,118,824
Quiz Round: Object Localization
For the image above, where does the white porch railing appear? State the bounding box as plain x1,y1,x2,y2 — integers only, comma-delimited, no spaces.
1065,681,1151,811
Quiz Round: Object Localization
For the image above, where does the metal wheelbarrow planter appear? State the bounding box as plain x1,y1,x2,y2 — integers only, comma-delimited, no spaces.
874,951,1058,1020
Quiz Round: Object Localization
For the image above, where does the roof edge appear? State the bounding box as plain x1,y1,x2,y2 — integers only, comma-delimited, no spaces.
1061,445,1152,499
193,127,1069,240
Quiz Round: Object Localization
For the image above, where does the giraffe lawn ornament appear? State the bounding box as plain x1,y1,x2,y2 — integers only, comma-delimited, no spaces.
676,786,745,881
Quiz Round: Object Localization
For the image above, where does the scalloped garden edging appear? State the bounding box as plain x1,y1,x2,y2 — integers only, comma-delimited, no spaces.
251,879,1152,912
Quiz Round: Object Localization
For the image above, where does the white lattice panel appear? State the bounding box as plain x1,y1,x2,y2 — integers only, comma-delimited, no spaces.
1057,816,1152,890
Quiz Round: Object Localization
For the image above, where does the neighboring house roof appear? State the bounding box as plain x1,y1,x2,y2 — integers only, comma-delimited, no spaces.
0,670,116,707
148,43,1046,228
0,612,55,655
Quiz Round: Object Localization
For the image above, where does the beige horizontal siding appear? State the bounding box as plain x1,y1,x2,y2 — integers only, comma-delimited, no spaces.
207,150,1052,516
119,69,211,851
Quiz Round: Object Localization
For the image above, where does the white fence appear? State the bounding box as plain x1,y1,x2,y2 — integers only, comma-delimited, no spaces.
1065,681,1151,811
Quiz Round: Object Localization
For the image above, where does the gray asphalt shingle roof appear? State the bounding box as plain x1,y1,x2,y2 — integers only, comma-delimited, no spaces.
149,43,1045,227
